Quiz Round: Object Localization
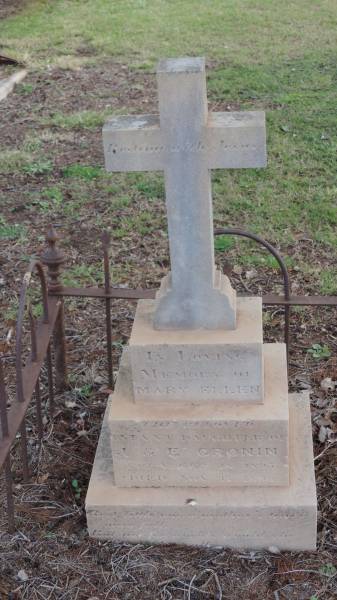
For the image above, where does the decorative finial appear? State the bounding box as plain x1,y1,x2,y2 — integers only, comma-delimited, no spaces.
41,224,65,292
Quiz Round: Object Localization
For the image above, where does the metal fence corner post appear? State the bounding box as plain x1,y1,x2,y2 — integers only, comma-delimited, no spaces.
41,224,68,392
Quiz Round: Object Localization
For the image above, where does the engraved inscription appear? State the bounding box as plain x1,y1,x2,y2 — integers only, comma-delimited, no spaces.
114,422,288,443
197,447,277,458
131,344,263,402
110,418,288,487
108,142,258,155
93,508,308,521
89,506,312,548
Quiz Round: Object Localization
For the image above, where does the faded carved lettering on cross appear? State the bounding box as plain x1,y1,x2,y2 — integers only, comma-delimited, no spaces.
103,57,266,330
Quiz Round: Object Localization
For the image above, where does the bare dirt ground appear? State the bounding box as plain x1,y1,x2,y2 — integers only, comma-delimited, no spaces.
1,63,337,599
0,0,26,20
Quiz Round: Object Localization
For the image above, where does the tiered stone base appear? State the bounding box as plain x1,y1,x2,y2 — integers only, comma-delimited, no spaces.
86,393,317,550
129,297,264,403
108,345,289,487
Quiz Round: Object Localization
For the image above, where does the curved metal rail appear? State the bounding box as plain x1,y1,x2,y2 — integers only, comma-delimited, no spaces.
15,259,49,404
13,259,53,481
214,228,291,353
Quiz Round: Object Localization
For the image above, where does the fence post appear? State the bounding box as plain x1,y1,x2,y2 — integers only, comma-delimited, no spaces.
41,225,68,392
0,359,15,531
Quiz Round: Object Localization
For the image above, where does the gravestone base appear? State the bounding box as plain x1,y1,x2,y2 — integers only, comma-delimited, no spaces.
154,269,237,330
86,393,317,550
130,296,264,403
108,344,289,487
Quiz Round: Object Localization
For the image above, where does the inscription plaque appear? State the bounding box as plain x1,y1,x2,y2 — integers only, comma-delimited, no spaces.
130,297,264,403
86,393,317,550
109,344,289,487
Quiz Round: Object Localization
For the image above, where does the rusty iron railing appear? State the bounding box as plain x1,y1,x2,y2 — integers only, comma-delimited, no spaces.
1,223,337,531
0,250,62,530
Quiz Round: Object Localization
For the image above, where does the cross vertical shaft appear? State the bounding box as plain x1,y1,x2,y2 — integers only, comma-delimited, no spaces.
154,58,235,330
157,58,214,294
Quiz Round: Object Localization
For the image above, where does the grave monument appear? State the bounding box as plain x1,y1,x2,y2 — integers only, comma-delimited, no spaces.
86,57,317,550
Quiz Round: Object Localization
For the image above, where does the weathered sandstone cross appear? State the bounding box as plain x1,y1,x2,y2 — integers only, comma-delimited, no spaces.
103,57,266,330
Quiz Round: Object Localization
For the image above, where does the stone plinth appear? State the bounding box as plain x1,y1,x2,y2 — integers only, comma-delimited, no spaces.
154,269,237,330
109,344,288,487
129,296,263,403
86,393,317,550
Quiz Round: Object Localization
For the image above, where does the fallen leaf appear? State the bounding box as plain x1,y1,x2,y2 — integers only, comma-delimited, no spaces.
320,377,335,392
233,265,243,275
319,426,328,444
65,400,77,409
246,268,258,280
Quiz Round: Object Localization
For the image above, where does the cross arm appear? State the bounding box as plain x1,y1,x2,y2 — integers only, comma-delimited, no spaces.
103,114,165,172
205,111,267,168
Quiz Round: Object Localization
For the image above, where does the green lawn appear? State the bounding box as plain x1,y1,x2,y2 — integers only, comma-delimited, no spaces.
1,0,337,291
2,0,337,68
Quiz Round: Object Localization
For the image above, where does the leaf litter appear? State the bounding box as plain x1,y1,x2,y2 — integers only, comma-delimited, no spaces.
0,60,337,599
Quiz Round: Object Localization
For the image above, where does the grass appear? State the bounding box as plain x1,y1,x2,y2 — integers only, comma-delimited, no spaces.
62,164,105,180
0,217,26,240
62,264,104,287
2,1,337,68
22,158,53,176
0,142,53,177
45,110,111,129
319,269,337,295
61,261,133,286
1,0,337,282
0,149,33,175
210,55,337,247
16,82,35,94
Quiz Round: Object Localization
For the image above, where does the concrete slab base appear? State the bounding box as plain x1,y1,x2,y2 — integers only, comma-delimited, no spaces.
130,297,263,403
86,393,317,550
109,344,289,487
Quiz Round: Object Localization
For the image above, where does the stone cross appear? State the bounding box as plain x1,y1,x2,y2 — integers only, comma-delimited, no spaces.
103,57,266,330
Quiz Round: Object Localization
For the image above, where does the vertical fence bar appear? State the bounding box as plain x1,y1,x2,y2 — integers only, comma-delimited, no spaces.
46,344,55,417
0,359,9,439
53,301,67,392
29,305,37,360
34,379,44,441
102,231,114,389
29,306,43,439
4,456,15,532
20,420,29,482
0,359,15,530
284,305,290,364
41,224,68,392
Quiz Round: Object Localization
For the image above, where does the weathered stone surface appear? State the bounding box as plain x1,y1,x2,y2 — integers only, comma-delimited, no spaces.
103,57,266,330
129,296,263,403
86,393,317,550
103,111,266,172
109,343,288,487
87,55,318,552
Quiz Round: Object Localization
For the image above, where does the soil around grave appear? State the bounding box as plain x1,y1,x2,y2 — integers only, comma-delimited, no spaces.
1,62,337,599
0,0,27,20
